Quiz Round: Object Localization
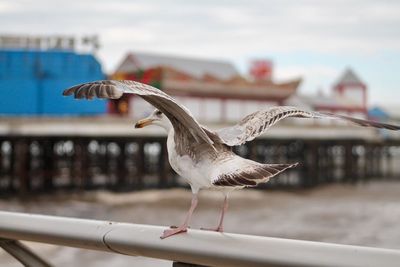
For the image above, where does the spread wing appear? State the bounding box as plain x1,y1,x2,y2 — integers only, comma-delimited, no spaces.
63,80,213,145
217,106,400,146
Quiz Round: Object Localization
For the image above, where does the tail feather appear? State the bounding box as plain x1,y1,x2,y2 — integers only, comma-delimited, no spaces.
213,162,298,187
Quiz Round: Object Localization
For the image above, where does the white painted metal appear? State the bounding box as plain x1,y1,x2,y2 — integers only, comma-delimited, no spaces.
0,239,52,267
0,211,399,267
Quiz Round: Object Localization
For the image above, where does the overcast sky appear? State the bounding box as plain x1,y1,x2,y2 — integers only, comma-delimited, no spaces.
1,0,400,106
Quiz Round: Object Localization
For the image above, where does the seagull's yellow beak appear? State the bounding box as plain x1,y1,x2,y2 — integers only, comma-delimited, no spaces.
134,118,154,128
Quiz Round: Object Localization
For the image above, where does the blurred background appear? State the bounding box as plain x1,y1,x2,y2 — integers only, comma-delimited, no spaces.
0,0,400,266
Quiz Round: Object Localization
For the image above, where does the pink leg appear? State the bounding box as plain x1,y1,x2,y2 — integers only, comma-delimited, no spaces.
201,195,228,232
160,194,198,239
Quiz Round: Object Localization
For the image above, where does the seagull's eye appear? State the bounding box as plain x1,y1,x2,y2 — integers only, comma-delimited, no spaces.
155,110,162,116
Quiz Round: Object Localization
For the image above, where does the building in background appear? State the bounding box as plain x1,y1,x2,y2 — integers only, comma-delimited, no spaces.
286,68,368,122
369,106,400,125
332,69,367,114
0,35,105,116
0,37,374,122
112,52,301,123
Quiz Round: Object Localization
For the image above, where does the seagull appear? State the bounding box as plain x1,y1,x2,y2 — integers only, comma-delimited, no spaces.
63,80,400,239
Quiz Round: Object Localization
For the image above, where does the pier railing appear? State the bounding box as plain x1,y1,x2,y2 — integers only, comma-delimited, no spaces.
0,211,399,267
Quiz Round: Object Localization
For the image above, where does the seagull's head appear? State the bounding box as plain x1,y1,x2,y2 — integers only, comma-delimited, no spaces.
134,109,172,132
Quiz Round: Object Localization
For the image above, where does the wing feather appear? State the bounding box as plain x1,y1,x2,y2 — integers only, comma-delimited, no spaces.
217,106,400,146
63,80,213,145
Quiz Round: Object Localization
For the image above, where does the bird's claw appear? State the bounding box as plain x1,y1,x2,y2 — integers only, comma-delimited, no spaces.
169,225,190,229
160,226,188,239
200,226,224,232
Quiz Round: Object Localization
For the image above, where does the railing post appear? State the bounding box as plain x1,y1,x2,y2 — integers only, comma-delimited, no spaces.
136,139,145,189
14,139,31,196
73,139,89,190
42,139,55,192
0,239,53,267
116,141,127,189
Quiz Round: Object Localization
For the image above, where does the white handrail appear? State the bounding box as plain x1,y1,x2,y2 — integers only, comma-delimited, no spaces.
0,211,399,267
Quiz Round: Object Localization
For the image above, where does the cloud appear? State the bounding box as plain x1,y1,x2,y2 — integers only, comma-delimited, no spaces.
1,0,400,105
3,0,400,59
0,2,18,12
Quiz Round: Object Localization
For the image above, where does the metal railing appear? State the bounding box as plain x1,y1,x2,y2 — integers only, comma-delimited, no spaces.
0,211,399,267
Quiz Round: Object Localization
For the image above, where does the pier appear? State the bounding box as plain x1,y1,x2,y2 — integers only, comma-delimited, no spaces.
1,117,400,196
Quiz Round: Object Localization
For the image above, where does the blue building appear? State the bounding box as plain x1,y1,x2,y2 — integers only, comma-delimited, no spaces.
368,106,390,120
0,49,106,115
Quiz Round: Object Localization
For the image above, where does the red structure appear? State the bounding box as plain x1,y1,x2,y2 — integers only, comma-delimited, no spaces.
249,60,273,81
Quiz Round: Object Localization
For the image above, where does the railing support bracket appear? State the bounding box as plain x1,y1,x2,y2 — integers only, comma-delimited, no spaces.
0,238,53,267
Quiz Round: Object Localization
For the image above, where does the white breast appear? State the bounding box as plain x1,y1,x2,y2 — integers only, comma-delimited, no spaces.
166,130,214,193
